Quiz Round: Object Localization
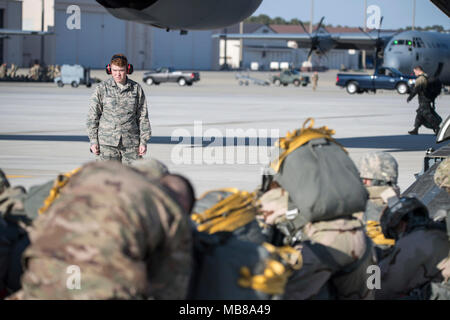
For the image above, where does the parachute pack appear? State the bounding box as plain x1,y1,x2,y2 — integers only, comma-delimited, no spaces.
270,119,368,231
424,75,443,103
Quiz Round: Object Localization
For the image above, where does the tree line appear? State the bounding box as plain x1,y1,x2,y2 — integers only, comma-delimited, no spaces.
245,14,448,32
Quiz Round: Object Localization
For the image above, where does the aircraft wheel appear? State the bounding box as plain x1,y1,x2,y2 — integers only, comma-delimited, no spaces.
346,81,358,94
396,82,408,95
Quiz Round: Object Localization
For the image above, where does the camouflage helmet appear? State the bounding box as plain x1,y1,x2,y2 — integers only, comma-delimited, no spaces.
131,158,169,180
0,168,10,194
380,196,428,240
357,152,398,185
434,158,450,189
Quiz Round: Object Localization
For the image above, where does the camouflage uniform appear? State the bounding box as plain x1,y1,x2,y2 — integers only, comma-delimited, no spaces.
29,64,40,81
261,121,375,300
86,77,151,165
131,158,169,180
376,196,450,299
356,152,400,259
8,64,17,78
13,161,192,299
0,170,31,297
284,217,376,300
407,73,441,134
428,159,450,299
311,72,318,91
0,64,6,78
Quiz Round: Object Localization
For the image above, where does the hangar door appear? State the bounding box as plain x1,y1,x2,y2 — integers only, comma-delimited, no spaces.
151,28,213,70
55,10,126,68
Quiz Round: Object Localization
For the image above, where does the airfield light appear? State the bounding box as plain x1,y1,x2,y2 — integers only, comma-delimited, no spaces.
394,40,398,45
408,41,412,46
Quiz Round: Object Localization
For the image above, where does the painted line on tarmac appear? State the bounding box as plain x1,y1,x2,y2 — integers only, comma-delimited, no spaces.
6,175,33,178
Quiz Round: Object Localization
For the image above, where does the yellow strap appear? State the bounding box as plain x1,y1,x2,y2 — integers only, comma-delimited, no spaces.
38,167,81,214
191,190,254,224
366,220,395,246
262,243,303,271
238,260,288,295
200,208,256,234
192,190,258,234
270,118,345,172
238,242,303,295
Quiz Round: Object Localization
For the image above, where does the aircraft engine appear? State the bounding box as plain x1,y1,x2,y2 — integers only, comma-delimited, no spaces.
97,0,263,30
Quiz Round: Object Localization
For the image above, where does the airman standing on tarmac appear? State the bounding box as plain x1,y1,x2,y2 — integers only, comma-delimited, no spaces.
86,54,151,164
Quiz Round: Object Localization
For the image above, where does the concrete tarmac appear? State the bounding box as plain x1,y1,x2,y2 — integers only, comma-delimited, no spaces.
0,70,449,195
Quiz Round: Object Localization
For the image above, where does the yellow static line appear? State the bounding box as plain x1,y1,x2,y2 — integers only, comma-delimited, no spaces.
6,175,33,178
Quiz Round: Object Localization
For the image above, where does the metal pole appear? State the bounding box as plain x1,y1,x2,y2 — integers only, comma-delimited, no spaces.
224,28,228,69
40,0,45,65
362,0,367,70
412,0,416,30
239,22,243,69
310,0,314,34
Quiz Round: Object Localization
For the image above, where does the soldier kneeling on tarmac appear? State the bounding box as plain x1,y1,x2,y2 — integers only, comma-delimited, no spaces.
6,160,194,299
356,151,400,260
258,118,376,299
376,194,449,299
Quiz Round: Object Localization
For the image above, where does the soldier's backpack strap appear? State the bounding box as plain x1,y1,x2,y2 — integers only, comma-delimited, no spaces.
238,243,303,295
38,167,81,214
304,235,373,278
366,220,396,246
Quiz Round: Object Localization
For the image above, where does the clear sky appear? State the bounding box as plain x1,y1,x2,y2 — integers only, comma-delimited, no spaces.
253,0,450,29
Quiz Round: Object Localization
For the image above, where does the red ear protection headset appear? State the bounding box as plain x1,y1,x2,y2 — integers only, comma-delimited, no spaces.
106,55,134,75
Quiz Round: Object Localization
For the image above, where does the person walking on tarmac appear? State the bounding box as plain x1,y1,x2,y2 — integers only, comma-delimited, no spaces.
86,54,151,164
407,65,442,135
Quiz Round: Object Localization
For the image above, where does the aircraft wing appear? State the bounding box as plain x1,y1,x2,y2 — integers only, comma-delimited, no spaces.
431,0,450,17
213,31,397,51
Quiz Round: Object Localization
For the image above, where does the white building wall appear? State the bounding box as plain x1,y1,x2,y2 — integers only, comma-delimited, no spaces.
1,0,23,65
151,28,215,70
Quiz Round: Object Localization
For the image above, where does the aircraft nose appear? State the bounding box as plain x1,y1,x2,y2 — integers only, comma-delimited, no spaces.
384,52,412,74
384,55,401,70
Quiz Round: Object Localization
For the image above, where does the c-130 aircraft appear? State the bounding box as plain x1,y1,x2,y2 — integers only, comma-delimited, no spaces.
94,0,450,84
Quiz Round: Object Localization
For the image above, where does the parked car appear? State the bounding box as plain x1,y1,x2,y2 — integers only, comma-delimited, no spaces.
143,67,200,86
54,64,95,88
336,67,415,94
272,70,310,87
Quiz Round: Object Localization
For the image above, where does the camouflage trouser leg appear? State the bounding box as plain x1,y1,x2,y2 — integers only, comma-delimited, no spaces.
99,143,141,165
120,144,141,165
99,145,122,162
